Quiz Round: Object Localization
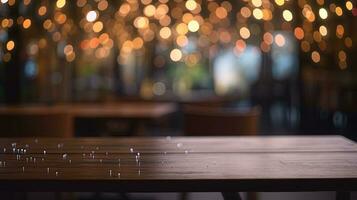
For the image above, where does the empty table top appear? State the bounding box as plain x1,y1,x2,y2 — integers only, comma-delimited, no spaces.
0,136,356,192
0,103,177,119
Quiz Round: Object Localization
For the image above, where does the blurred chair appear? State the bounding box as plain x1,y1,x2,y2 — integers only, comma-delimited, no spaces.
0,114,73,138
183,105,261,200
183,105,261,136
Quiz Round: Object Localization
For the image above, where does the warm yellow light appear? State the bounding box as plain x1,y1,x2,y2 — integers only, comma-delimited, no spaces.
56,0,66,8
159,27,172,39
159,15,171,26
54,12,67,24
6,40,15,51
252,8,263,20
182,13,194,24
134,16,149,29
319,8,328,19
303,7,316,22
92,21,103,32
282,10,293,21
176,23,188,35
63,44,73,55
170,49,182,62
98,0,108,11
144,5,156,17
141,0,152,5
251,0,262,7
38,6,47,16
274,34,285,47
319,25,327,36
155,4,169,19
335,7,343,16
311,51,320,63
119,3,131,16
274,0,284,6
240,7,251,18
262,9,273,21
346,1,353,10
215,7,228,19
176,35,188,47
133,37,144,49
121,40,133,53
86,11,97,22
23,19,31,29
239,27,250,39
185,0,197,11
188,20,199,32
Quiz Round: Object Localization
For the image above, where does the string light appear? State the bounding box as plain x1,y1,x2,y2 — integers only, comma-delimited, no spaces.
239,27,251,39
311,51,321,63
282,10,293,22
188,20,199,32
0,0,353,70
185,0,197,11
319,8,328,19
6,40,15,51
56,0,66,8
170,49,182,62
346,1,353,11
86,11,97,22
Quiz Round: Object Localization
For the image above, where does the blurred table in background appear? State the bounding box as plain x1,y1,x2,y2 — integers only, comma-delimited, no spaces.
0,103,177,137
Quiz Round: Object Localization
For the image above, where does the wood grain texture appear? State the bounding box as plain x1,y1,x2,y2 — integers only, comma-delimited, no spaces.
0,136,356,192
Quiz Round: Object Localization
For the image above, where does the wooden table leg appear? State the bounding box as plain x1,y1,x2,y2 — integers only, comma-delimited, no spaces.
221,192,242,200
336,191,350,200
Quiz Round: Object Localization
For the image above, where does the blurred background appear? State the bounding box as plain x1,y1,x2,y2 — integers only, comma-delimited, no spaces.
0,0,356,199
0,0,356,139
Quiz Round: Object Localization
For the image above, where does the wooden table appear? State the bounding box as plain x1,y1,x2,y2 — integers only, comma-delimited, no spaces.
0,103,177,137
0,136,356,200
